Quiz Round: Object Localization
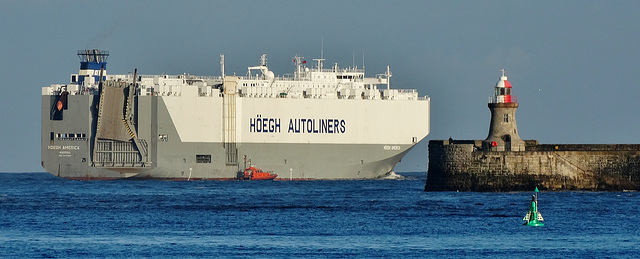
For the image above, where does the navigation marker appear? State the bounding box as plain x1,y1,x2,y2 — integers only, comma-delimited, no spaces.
523,187,544,226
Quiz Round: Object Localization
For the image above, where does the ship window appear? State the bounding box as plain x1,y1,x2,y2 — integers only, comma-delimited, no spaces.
50,132,54,140
196,155,211,163
159,134,168,141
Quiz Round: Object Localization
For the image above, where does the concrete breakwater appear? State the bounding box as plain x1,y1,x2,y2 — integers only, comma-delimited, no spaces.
424,140,640,191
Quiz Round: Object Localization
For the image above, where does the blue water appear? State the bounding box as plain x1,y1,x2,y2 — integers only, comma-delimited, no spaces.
1,173,638,258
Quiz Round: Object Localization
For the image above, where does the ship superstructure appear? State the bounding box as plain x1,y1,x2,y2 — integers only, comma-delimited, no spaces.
42,50,430,180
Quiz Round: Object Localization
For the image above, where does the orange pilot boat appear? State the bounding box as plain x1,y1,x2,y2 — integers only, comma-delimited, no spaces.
242,166,278,181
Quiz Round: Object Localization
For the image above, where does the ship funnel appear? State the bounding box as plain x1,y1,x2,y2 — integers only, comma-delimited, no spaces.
77,49,109,85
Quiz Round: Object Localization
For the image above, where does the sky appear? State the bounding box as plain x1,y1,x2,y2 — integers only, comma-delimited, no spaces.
1,0,640,173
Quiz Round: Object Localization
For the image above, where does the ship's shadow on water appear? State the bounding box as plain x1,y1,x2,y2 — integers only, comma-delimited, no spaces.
0,172,638,258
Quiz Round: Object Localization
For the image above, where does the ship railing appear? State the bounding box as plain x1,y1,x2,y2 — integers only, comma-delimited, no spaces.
135,74,223,80
273,75,296,81
237,74,314,82
310,68,364,73
339,68,365,73
44,84,97,96
402,89,431,101
378,89,430,101
239,74,272,81
397,89,418,94
186,75,222,80
240,75,369,83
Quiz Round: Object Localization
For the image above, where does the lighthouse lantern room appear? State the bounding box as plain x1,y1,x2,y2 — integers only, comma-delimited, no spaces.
492,69,515,103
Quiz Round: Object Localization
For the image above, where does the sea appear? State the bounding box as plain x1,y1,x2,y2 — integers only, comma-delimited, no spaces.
0,172,638,258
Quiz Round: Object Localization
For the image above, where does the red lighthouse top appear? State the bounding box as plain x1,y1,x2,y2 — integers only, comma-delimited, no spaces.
492,69,515,103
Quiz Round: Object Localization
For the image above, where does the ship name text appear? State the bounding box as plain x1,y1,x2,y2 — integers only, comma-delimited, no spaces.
48,145,80,150
249,115,346,134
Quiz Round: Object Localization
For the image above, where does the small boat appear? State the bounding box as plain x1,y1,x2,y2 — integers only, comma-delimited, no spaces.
242,166,278,181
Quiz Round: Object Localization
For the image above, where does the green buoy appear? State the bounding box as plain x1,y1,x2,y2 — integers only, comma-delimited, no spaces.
523,187,544,226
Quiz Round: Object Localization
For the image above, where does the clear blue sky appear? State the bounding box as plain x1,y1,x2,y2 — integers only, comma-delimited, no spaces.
2,1,640,173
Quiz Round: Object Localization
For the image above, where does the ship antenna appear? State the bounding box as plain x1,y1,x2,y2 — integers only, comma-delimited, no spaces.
260,53,267,67
362,49,365,71
352,50,355,68
293,55,303,80
321,36,324,60
386,66,392,90
220,54,225,77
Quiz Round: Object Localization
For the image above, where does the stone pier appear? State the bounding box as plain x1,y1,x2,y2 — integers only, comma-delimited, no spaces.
425,140,640,191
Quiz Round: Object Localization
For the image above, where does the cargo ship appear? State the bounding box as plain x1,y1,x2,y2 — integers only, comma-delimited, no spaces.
41,50,430,180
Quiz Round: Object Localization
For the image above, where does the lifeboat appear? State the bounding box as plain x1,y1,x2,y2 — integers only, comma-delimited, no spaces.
242,166,278,180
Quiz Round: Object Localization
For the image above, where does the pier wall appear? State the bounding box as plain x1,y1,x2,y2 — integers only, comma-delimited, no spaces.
425,140,640,191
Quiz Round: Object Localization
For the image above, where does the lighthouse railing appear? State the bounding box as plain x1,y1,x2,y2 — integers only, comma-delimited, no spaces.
489,95,518,104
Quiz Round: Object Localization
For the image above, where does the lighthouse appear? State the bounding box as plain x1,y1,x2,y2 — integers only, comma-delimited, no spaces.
483,69,525,151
